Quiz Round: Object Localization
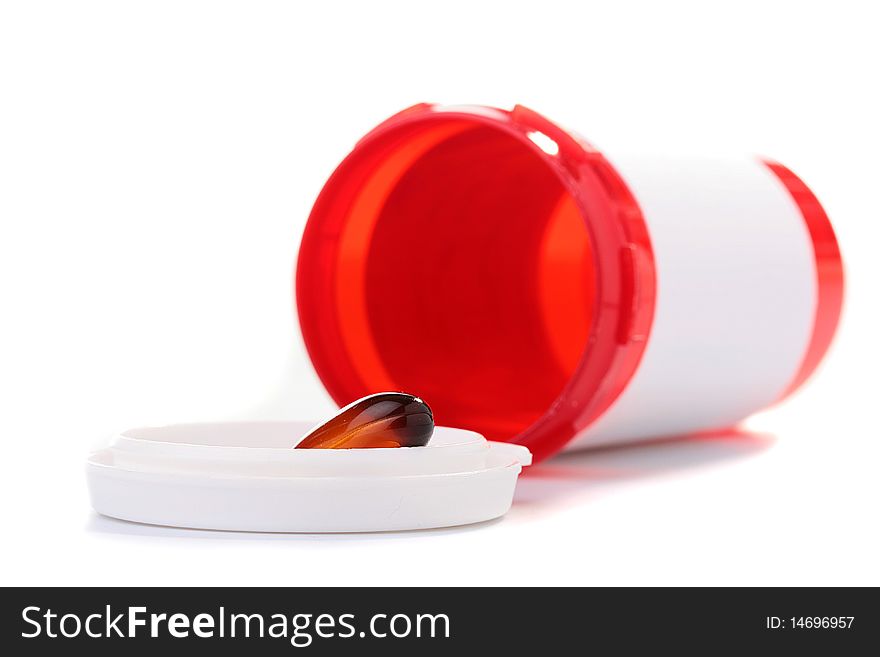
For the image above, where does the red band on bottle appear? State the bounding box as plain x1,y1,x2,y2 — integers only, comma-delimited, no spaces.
764,160,844,399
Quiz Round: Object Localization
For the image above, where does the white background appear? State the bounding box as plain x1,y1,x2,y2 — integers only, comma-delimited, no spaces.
1,0,878,586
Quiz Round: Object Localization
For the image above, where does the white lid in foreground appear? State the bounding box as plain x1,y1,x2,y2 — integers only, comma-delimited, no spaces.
86,422,531,533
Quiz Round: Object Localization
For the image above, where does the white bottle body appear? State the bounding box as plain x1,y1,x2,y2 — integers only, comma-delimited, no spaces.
570,155,817,448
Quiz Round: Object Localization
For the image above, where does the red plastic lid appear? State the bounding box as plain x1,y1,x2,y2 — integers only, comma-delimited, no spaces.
296,104,655,463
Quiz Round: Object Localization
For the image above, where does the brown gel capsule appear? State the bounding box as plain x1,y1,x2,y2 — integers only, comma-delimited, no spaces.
294,393,434,449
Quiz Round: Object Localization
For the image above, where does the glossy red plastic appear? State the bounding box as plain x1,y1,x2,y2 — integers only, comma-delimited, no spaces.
296,104,656,462
763,160,845,398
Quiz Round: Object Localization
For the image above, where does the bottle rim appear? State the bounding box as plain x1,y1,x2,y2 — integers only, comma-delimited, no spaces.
295,103,657,462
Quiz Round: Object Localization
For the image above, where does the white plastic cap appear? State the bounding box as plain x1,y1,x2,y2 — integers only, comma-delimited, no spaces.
87,422,531,532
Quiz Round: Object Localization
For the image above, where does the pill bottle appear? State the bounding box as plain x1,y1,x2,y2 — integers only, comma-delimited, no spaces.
295,103,843,463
